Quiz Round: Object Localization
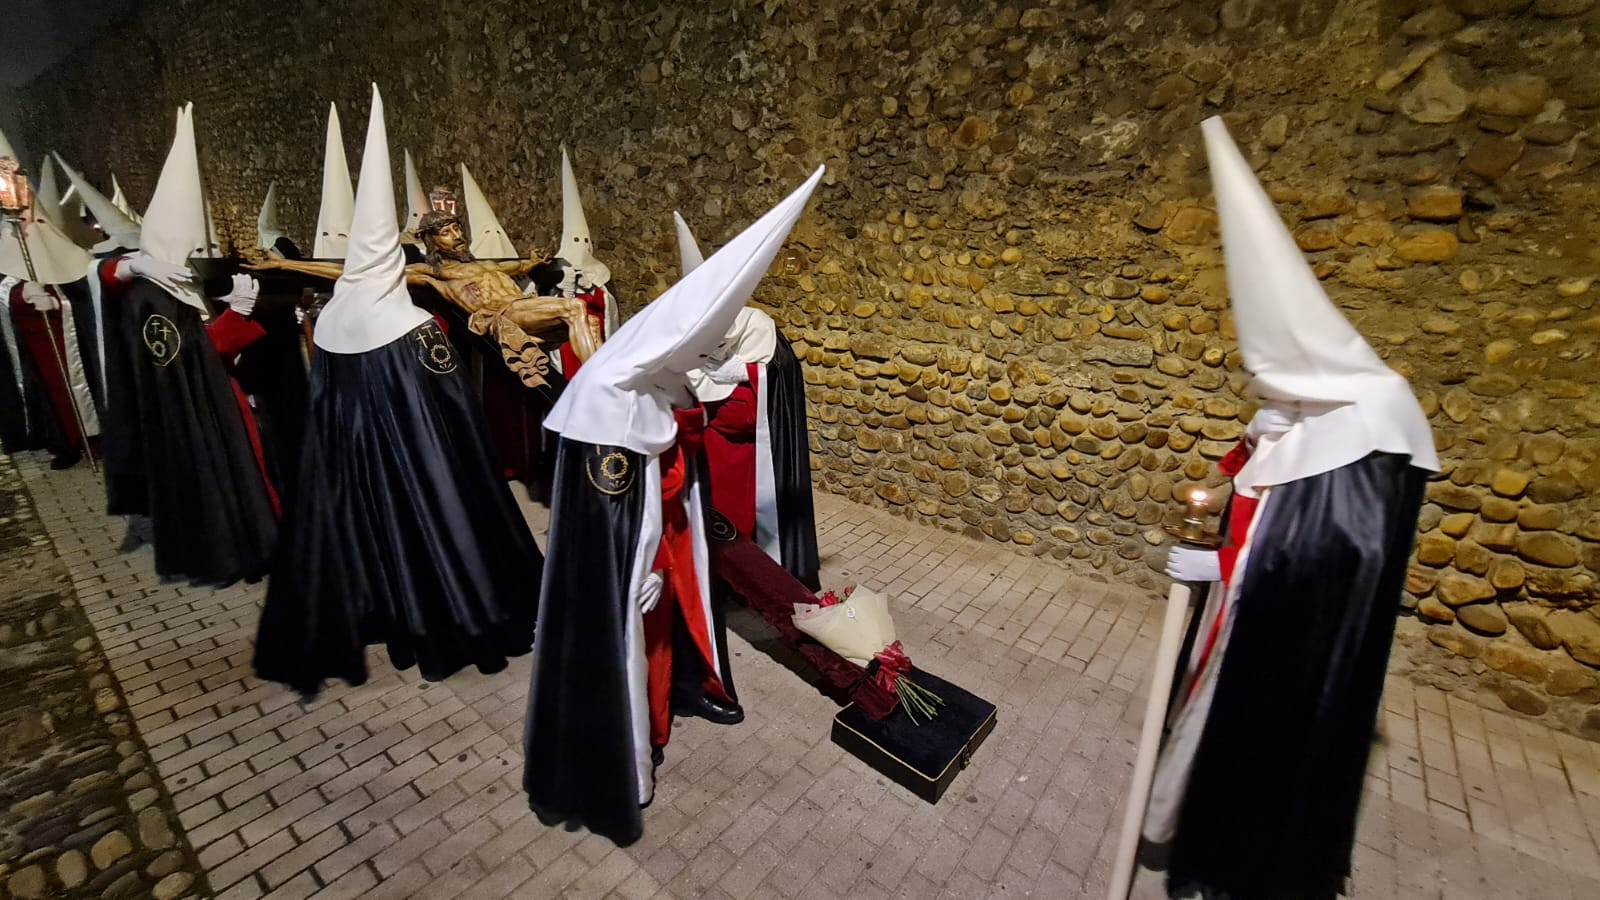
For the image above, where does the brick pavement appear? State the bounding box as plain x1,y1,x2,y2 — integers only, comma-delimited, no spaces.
12,449,1600,899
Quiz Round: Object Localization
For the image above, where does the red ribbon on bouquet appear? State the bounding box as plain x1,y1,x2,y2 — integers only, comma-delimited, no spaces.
871,641,913,692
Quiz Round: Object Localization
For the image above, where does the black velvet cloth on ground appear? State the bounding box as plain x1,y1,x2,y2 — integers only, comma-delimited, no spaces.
709,535,896,719
524,437,648,847
1165,452,1427,900
115,281,277,583
254,322,541,697
766,339,820,590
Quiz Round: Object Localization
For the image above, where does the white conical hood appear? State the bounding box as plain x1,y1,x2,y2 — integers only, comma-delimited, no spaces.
1202,115,1436,490
546,167,823,456
403,149,428,232
136,105,208,311
141,105,207,262
460,163,519,259
257,181,286,251
687,308,780,403
314,103,354,259
312,84,429,354
557,145,611,285
34,155,64,227
674,210,705,275
110,174,140,223
0,200,93,284
54,154,141,252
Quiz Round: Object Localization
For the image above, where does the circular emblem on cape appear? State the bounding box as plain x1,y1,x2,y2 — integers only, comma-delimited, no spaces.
412,323,458,375
142,315,181,367
707,509,738,543
585,447,633,496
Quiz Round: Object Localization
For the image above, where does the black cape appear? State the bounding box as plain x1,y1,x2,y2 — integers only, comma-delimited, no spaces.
229,306,309,506
765,338,820,589
113,281,278,583
1166,452,1427,900
524,436,650,847
100,271,148,515
254,321,541,697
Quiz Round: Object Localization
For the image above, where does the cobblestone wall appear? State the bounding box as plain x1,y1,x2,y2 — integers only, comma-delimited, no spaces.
20,0,1600,731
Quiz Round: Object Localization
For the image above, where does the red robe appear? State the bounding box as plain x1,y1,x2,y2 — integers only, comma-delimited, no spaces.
643,406,733,749
7,283,92,454
702,366,760,539
556,284,609,376
1187,439,1263,695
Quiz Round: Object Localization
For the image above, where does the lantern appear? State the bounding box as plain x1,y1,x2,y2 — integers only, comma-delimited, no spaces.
0,157,32,217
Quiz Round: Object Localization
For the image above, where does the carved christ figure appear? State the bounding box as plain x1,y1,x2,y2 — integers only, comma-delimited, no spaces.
249,211,601,389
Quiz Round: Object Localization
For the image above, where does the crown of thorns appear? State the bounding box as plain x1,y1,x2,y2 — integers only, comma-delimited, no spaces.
416,208,460,238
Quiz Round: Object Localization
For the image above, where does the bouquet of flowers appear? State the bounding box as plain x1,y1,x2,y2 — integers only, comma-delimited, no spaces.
792,586,944,723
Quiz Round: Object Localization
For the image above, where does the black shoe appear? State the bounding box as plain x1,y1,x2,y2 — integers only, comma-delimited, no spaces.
50,448,82,470
651,746,665,768
672,694,745,726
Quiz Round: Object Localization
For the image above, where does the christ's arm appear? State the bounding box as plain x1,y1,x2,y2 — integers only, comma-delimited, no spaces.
244,257,345,280
493,255,549,278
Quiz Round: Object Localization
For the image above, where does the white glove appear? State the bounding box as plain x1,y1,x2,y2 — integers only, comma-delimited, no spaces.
638,572,664,614
1246,404,1297,446
703,356,750,386
222,274,260,316
1166,546,1222,584
21,283,59,312
295,306,306,325
120,254,194,286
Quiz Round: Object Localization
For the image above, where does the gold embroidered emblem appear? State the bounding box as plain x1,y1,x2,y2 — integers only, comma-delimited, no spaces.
142,315,181,366
585,447,633,495
412,323,457,374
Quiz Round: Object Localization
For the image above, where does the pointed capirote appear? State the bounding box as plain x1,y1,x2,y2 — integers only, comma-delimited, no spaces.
545,166,824,455
1202,115,1436,487
557,145,611,285
54,153,141,252
311,84,430,354
673,210,705,276
314,102,354,259
460,163,519,259
257,181,286,251
136,104,209,310
403,149,428,233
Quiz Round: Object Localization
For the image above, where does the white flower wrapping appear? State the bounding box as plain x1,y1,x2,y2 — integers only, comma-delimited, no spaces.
791,586,897,667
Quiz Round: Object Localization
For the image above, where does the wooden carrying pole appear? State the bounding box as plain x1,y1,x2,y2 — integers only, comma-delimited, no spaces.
1105,578,1193,900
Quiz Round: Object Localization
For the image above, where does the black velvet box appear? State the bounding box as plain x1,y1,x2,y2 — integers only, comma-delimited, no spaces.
830,668,997,804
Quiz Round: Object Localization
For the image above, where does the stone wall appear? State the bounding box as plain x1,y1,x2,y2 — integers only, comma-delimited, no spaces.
20,0,1600,732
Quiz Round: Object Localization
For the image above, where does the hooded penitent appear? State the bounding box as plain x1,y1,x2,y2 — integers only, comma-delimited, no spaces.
254,83,541,698
681,212,819,587
0,154,102,454
403,149,428,234
96,101,278,582
526,167,823,847
1144,116,1435,900
313,103,354,260
460,163,519,260
54,154,141,254
256,182,287,252
136,104,209,312
556,145,612,287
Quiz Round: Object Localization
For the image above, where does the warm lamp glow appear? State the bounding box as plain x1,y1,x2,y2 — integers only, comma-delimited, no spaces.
1189,489,1209,506
0,158,32,216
